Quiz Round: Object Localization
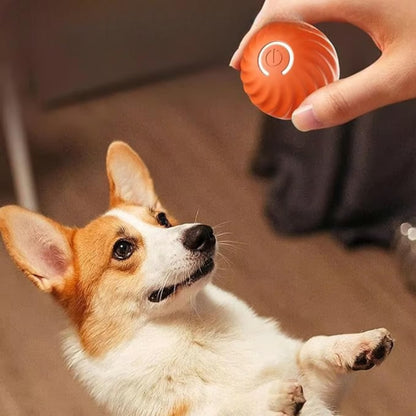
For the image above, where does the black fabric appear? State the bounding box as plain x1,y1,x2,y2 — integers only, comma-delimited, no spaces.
251,24,416,248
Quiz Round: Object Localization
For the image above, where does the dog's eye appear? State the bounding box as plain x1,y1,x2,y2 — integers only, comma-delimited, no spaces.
156,212,171,228
112,239,135,260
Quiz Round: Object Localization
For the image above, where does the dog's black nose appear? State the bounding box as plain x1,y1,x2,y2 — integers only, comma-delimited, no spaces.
183,225,216,252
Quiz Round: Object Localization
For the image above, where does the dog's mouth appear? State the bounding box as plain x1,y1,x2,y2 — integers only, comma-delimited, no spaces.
148,258,215,303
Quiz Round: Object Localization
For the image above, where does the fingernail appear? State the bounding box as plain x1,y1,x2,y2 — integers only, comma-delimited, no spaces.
229,50,239,69
292,104,322,132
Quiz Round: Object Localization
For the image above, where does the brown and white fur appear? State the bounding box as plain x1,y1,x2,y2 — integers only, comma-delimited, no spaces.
0,141,393,416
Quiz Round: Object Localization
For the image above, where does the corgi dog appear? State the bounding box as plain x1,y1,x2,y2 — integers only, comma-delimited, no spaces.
0,141,393,416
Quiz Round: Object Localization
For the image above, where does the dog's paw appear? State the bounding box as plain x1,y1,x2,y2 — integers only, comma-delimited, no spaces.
268,380,306,416
350,328,394,371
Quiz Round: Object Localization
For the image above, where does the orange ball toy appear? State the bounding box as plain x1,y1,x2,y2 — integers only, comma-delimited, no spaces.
240,21,339,119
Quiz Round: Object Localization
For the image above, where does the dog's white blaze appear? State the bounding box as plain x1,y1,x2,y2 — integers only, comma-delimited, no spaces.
105,208,163,234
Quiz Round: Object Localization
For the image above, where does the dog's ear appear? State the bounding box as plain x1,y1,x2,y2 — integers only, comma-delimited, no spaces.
106,141,160,208
0,206,74,292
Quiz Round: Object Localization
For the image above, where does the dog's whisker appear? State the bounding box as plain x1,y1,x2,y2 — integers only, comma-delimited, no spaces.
218,243,239,250
214,264,229,273
217,239,247,246
218,243,244,254
213,221,232,230
216,251,233,267
156,270,175,302
215,231,233,238
218,242,246,252
156,272,170,300
194,208,200,224
190,295,202,320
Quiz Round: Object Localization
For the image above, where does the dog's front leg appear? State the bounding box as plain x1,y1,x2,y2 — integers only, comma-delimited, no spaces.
297,328,393,408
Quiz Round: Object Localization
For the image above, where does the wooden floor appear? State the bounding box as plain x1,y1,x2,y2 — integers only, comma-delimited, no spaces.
1,67,415,415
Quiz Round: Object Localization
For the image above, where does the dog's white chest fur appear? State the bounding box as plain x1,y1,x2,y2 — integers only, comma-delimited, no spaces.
64,284,301,416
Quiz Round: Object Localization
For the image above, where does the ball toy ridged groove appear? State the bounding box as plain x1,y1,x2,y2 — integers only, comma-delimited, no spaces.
240,22,340,119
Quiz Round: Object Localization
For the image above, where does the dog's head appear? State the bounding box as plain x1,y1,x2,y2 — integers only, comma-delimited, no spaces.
0,142,216,355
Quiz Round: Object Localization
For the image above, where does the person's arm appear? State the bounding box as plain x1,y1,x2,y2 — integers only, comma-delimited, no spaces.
230,0,416,131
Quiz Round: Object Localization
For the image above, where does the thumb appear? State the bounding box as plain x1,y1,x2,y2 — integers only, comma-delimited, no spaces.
291,55,399,131
229,12,276,70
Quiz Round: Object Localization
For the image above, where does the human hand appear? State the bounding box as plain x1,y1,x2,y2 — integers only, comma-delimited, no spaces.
230,0,416,131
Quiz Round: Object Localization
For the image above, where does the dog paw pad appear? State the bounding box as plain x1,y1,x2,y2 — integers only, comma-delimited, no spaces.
352,332,394,371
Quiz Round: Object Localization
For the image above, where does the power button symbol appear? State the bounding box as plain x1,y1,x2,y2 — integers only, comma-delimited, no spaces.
258,41,294,76
265,48,283,67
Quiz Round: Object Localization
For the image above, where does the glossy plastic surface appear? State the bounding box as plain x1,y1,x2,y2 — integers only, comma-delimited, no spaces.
240,22,339,119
